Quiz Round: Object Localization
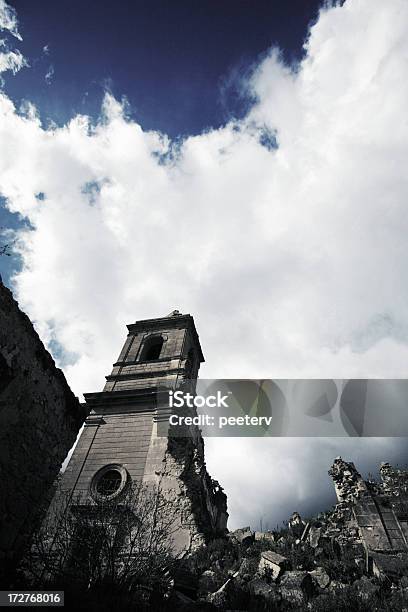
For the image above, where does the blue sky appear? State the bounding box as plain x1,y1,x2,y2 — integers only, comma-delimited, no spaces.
0,0,324,286
1,0,408,528
7,1,322,135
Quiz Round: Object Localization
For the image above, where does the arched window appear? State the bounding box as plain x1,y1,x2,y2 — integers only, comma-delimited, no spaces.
139,335,164,361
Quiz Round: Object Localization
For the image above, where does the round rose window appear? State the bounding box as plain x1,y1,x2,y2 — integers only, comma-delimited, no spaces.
91,464,128,501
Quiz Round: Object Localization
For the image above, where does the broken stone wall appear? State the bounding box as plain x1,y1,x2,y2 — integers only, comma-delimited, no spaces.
166,428,228,548
329,457,408,578
328,457,369,503
0,283,87,582
141,412,228,552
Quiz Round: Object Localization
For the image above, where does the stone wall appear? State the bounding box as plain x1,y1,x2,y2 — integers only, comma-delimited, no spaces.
165,424,228,549
0,283,87,582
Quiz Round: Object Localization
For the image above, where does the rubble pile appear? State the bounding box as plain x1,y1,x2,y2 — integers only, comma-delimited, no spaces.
170,458,408,611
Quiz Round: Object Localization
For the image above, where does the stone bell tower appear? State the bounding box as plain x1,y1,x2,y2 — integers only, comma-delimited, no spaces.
60,311,228,551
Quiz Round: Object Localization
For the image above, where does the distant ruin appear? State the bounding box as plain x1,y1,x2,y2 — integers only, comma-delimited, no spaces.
328,456,408,578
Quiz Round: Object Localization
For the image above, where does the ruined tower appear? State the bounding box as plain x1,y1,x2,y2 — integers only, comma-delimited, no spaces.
60,311,227,551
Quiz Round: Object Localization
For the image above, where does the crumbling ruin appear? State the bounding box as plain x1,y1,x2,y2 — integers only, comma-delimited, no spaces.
328,456,408,579
0,283,87,583
188,459,408,610
1,283,407,608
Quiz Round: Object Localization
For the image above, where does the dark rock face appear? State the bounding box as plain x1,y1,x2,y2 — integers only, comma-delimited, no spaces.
0,284,87,581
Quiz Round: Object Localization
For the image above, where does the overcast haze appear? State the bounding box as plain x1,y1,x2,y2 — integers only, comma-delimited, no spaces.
1,0,408,529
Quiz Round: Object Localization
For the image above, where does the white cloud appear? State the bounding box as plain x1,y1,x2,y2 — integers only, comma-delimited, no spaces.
0,1,26,78
1,0,408,526
45,64,54,85
0,0,22,40
0,42,26,75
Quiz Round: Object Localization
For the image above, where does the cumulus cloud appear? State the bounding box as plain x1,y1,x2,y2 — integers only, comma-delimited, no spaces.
1,0,408,525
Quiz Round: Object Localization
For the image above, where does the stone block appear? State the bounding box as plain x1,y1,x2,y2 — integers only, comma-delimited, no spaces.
309,566,330,589
255,530,275,543
259,550,289,580
279,570,315,603
248,578,281,604
231,526,255,546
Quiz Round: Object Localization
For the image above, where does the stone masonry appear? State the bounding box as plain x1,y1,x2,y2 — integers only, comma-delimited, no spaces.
0,283,87,583
60,310,228,552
